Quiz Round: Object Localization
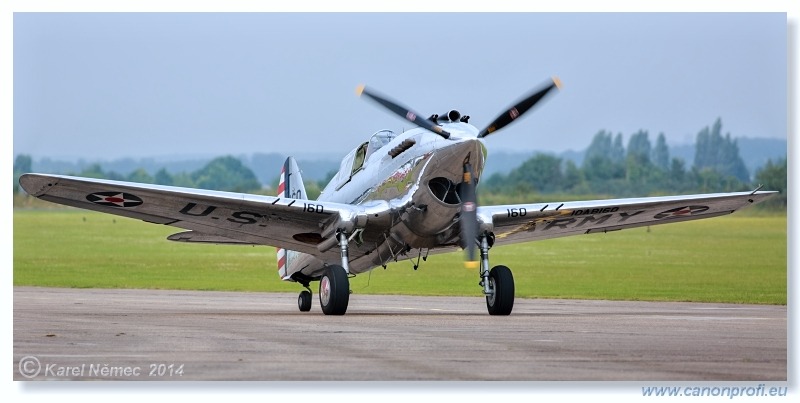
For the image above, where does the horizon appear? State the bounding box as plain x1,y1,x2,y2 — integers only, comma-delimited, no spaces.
15,133,787,163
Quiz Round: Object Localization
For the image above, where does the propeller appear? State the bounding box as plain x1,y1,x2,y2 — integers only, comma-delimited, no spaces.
478,76,562,138
459,160,479,269
355,78,562,269
356,85,451,139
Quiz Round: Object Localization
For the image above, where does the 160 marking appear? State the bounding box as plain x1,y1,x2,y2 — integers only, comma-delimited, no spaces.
506,208,527,218
303,203,324,213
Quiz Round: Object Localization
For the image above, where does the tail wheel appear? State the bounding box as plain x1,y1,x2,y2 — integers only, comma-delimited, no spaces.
486,265,514,315
298,290,312,312
319,265,350,315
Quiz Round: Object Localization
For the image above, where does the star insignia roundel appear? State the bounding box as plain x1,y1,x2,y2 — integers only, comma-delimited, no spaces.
86,192,144,207
654,205,709,220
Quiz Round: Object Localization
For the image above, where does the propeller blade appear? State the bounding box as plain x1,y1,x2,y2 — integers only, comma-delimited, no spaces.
356,85,451,139
459,162,479,269
478,76,562,139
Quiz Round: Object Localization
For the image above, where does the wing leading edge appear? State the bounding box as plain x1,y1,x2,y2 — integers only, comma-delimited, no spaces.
479,191,777,246
18,173,367,256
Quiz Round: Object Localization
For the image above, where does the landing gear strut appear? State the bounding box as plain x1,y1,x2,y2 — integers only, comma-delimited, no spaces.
478,234,514,315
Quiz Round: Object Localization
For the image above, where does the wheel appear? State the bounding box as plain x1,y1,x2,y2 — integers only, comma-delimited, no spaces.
486,265,514,315
298,290,312,312
319,265,350,315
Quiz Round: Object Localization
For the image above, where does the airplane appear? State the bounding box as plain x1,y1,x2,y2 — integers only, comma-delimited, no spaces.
18,77,777,316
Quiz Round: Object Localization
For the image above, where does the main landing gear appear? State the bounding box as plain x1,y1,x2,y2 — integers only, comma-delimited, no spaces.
318,265,349,315
295,232,513,316
477,234,515,315
297,232,352,315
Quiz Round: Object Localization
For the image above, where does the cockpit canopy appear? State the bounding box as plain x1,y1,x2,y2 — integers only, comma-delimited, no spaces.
366,130,397,160
331,130,397,190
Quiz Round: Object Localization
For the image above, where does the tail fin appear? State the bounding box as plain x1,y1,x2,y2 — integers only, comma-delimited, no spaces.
276,157,305,279
277,156,307,200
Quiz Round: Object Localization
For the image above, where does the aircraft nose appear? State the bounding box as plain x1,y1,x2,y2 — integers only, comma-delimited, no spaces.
452,138,486,167
426,138,487,183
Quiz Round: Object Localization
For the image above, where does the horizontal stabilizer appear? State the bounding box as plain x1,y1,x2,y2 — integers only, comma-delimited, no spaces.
167,231,256,245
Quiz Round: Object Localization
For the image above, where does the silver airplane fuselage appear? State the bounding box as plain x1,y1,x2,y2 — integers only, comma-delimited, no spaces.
287,122,486,278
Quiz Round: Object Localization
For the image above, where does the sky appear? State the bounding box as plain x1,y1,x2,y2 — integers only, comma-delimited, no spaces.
11,11,788,161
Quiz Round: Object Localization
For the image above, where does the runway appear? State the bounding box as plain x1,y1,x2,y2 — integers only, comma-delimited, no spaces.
13,286,786,381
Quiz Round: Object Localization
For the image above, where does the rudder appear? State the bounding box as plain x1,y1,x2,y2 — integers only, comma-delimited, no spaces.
277,156,307,200
276,157,306,280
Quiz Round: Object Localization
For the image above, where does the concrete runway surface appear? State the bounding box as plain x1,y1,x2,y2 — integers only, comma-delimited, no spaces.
13,286,786,381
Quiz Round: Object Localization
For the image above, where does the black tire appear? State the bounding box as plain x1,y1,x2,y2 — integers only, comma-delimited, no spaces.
486,265,514,315
298,290,312,312
319,265,350,315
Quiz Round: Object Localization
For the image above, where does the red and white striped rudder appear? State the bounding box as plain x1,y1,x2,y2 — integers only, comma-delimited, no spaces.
275,157,306,279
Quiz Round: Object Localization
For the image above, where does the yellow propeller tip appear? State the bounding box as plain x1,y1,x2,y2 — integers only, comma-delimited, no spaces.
464,261,479,269
355,84,365,96
552,76,563,90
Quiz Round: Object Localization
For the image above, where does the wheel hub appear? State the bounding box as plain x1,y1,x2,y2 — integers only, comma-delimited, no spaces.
320,276,331,306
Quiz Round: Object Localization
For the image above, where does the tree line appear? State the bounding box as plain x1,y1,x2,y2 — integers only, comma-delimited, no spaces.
481,118,786,210
14,118,786,210
14,155,262,194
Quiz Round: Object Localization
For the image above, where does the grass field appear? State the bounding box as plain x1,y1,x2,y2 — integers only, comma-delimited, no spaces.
13,209,787,305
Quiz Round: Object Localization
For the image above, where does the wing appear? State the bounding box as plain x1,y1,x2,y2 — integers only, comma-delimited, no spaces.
19,174,366,256
478,191,777,246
